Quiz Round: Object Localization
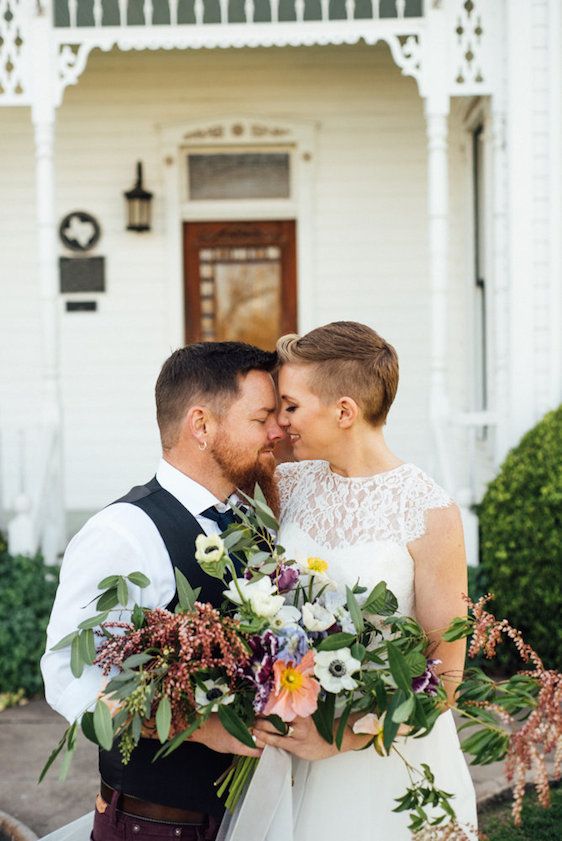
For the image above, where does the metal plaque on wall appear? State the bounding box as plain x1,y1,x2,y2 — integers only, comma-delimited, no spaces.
59,257,105,293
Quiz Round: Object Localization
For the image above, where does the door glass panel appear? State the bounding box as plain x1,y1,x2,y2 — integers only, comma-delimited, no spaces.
188,153,290,200
198,246,282,350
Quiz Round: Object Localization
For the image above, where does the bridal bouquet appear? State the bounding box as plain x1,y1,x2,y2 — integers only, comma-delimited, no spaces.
42,488,562,836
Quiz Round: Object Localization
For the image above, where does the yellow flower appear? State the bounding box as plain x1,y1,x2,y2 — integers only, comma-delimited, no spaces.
280,665,304,692
306,557,329,574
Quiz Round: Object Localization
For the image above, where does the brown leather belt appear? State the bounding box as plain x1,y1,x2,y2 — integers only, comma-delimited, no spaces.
100,780,206,825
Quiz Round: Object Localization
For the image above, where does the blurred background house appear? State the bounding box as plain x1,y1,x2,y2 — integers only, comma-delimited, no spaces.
0,0,560,565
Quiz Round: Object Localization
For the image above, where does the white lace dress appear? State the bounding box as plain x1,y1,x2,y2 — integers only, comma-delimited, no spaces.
276,460,477,841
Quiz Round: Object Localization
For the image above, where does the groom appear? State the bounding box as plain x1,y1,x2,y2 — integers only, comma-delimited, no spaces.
41,341,285,841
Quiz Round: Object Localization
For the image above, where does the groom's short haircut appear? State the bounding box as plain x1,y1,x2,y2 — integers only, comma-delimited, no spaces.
156,342,277,449
276,321,399,426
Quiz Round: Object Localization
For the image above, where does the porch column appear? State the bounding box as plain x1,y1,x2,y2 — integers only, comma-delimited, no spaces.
29,3,65,562
490,96,510,466
424,94,452,490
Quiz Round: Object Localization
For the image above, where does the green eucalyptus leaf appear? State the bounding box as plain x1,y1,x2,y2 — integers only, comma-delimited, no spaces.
222,529,248,551
156,696,172,744
392,694,415,723
312,693,335,744
58,723,78,782
346,586,364,634
79,628,96,665
93,699,114,751
335,700,354,751
350,642,366,662
96,587,119,612
386,640,413,695
38,729,68,783
316,632,357,652
127,571,151,588
117,577,129,607
122,652,153,669
383,690,404,752
97,575,120,590
217,704,256,749
131,714,142,743
50,630,79,652
70,634,84,678
174,567,201,611
77,611,109,631
132,604,146,630
81,711,99,745
264,714,287,734
404,651,427,677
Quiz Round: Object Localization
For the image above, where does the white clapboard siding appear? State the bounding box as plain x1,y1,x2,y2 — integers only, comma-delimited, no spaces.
0,43,472,519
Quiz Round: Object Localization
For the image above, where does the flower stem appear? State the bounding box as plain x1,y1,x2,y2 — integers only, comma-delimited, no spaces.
451,704,508,735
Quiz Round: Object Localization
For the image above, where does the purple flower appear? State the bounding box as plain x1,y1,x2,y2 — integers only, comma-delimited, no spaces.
412,658,442,696
275,626,309,664
271,564,300,594
239,630,279,713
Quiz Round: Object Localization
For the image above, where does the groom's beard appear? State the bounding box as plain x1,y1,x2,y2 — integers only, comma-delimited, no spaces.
210,435,280,518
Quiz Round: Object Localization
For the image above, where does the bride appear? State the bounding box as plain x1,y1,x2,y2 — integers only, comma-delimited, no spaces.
253,321,477,839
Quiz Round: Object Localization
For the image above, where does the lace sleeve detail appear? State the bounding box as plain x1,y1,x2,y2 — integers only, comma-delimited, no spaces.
402,468,454,543
275,461,304,513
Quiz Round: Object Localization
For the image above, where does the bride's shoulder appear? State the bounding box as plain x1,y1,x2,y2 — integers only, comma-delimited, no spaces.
275,459,321,484
275,459,322,505
398,464,455,541
401,464,453,507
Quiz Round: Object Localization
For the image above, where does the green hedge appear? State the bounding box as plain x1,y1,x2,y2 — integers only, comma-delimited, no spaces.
0,533,59,696
477,405,562,669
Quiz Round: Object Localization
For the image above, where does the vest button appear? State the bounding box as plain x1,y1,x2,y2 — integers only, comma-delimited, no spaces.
174,829,182,837
132,825,140,834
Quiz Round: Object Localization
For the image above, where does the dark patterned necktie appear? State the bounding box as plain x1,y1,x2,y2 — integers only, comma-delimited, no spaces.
200,505,239,533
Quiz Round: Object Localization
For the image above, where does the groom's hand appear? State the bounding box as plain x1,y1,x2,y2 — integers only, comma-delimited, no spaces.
252,715,339,760
190,714,262,758
253,714,377,759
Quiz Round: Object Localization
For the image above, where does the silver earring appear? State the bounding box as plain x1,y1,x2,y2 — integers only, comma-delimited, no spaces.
198,440,207,452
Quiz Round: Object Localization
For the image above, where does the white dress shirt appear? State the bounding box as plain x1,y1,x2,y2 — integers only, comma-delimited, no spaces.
41,458,229,724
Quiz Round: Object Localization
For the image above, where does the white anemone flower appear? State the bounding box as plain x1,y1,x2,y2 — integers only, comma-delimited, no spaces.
195,679,234,713
314,647,361,693
195,534,225,565
223,575,284,617
322,591,356,634
269,605,302,631
248,589,285,618
302,602,336,632
223,577,250,606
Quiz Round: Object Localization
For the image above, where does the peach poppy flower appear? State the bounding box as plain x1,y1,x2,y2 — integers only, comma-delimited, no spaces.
263,650,320,721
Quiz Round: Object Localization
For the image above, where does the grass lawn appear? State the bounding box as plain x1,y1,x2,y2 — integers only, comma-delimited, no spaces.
478,783,562,840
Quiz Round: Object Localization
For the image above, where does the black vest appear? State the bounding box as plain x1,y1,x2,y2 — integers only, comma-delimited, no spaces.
98,477,231,818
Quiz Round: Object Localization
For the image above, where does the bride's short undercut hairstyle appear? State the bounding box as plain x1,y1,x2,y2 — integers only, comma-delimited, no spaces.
156,342,277,449
276,321,399,426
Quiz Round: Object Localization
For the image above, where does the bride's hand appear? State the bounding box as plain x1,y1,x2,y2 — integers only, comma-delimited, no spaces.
252,715,338,761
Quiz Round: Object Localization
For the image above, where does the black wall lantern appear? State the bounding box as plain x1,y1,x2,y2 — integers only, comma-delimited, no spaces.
124,162,153,232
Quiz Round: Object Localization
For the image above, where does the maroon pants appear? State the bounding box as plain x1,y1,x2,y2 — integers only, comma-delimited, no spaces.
91,789,220,841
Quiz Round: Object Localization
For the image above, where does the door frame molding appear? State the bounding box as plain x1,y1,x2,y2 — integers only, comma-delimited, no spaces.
159,115,317,348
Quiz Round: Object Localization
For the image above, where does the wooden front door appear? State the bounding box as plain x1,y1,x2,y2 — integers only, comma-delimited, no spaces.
183,220,297,350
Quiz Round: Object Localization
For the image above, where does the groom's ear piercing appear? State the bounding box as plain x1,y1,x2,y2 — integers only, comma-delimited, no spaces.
198,440,208,452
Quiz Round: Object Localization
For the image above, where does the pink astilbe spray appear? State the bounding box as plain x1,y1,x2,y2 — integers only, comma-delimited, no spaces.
466,594,562,826
94,603,249,727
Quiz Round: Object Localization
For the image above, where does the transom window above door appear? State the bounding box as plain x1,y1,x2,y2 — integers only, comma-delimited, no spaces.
185,148,292,202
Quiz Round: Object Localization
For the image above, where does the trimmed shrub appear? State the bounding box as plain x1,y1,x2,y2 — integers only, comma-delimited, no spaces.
0,533,59,696
477,405,562,669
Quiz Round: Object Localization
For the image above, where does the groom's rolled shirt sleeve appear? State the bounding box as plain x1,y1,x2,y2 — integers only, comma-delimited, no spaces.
41,504,175,724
